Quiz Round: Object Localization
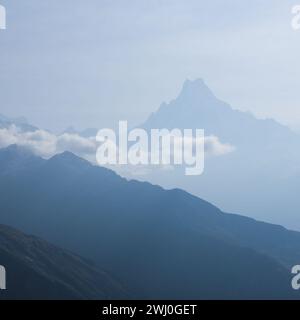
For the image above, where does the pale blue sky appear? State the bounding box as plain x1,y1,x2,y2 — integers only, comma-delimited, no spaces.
0,0,299,131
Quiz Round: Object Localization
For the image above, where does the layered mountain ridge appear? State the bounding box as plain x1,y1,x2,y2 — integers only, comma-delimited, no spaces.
0,145,299,299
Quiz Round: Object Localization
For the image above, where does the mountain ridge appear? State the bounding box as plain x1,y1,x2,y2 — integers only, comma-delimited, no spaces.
0,145,299,299
0,223,128,300
138,78,300,229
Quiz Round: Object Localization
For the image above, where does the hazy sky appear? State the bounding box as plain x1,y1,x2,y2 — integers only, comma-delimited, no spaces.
0,0,299,132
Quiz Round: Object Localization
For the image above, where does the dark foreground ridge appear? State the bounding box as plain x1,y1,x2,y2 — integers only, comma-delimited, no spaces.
0,223,127,300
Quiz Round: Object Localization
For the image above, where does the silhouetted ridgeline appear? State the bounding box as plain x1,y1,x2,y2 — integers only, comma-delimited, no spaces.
0,145,299,299
0,224,127,300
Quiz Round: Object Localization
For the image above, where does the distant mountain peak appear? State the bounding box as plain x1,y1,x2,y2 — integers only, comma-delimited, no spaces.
179,78,215,101
49,151,89,165
0,145,44,175
0,113,37,132
0,114,28,125
40,151,93,178
0,144,35,159
63,126,77,135
48,151,119,178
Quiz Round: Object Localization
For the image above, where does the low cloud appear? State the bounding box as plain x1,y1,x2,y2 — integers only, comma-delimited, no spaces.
0,126,235,175
204,135,235,156
0,125,97,159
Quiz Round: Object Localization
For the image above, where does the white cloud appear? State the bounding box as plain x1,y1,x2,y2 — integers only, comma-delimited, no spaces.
204,135,235,156
56,133,97,155
0,126,235,177
0,125,97,159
